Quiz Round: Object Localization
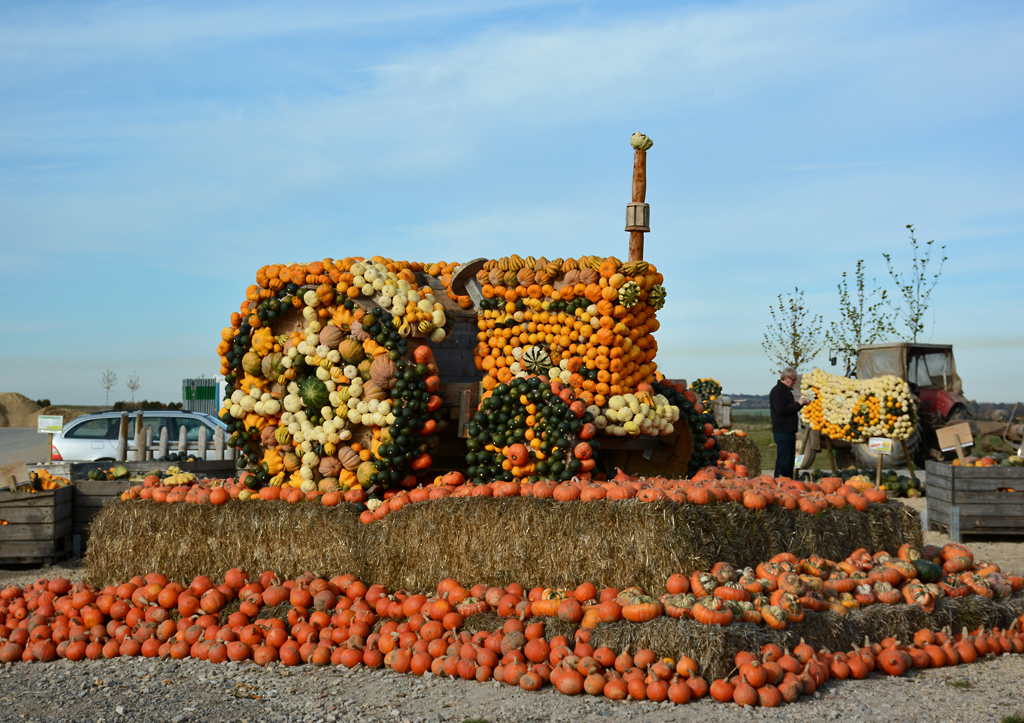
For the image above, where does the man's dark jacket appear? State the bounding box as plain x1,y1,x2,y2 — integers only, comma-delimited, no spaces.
769,380,802,434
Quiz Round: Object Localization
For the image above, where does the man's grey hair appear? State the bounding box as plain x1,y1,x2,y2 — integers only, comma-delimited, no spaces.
781,367,798,380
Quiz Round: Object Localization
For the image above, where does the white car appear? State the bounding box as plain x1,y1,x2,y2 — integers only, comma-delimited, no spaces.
51,410,230,462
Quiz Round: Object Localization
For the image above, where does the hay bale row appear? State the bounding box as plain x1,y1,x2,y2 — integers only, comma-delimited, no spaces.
85,497,922,591
589,594,1024,681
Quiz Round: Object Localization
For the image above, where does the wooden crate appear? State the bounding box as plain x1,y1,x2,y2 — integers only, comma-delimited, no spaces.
925,460,1024,542
72,480,132,547
0,485,74,565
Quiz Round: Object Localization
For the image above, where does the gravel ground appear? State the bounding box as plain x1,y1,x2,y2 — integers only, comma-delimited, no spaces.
2,647,1023,723
4,499,1024,723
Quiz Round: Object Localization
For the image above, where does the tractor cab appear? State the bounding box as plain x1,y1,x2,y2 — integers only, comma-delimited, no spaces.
856,343,970,426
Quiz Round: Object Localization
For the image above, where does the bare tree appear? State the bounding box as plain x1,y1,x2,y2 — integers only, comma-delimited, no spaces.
883,225,947,342
762,287,824,375
101,370,117,406
824,260,894,374
126,372,140,403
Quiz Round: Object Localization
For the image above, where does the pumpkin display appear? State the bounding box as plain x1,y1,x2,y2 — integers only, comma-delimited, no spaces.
800,368,917,443
218,257,455,494
469,255,664,406
689,378,722,407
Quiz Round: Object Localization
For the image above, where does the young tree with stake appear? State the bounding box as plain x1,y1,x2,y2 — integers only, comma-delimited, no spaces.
762,287,824,376
825,260,894,375
883,225,946,342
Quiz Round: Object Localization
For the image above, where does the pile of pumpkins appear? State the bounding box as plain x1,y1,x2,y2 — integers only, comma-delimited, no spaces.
649,543,1022,630
689,378,722,408
954,453,1024,468
116,465,891,523
27,469,70,490
355,467,889,524
2,547,1021,708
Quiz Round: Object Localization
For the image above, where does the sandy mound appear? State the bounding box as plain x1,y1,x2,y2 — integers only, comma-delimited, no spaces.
0,395,82,428
0,393,42,428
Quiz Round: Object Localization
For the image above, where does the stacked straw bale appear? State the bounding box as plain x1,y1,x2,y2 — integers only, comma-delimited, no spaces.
86,497,922,592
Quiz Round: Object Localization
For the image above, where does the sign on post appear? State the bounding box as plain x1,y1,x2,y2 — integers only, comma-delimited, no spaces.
37,416,63,434
868,437,892,487
868,437,893,455
936,422,973,452
37,415,62,467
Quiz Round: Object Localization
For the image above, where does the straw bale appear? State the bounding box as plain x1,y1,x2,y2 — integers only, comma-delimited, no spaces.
85,499,363,587
363,498,919,594
716,435,762,475
462,612,503,635
86,496,921,592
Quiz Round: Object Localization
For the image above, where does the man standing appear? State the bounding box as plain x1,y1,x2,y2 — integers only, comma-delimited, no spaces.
770,367,808,479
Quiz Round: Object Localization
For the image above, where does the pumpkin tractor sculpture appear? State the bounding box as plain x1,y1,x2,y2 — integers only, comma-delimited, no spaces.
215,136,718,496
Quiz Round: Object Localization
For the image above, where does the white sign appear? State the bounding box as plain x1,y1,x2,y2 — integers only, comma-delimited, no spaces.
37,415,63,434
794,454,805,467
868,437,893,455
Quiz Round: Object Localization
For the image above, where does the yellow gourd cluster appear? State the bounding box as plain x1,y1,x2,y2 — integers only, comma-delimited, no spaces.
800,369,917,442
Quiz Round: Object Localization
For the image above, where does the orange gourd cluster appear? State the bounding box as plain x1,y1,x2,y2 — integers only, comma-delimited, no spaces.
118,473,369,507
470,255,665,400
704,627,1022,707
2,555,1020,708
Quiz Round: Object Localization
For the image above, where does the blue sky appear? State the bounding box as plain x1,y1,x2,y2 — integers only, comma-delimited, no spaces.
1,0,1022,405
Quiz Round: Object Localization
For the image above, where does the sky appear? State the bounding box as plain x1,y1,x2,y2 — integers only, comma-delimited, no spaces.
1,0,1022,406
